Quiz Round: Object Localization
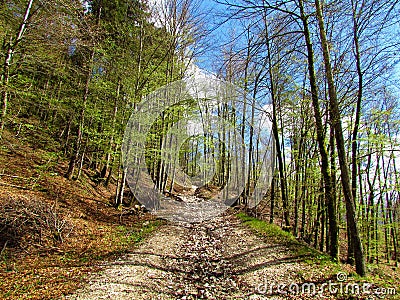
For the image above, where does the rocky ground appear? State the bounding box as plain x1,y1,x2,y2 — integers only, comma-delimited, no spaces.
64,211,338,300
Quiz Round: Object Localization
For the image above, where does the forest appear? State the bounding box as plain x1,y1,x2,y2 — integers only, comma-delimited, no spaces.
0,0,399,288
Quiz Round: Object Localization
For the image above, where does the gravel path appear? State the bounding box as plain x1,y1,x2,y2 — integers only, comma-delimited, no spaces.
64,212,323,299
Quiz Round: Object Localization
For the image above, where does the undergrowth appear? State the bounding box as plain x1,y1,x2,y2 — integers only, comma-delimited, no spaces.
0,125,163,300
237,212,400,299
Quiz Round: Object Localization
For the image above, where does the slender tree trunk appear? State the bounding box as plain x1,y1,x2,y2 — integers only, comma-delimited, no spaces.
116,167,127,208
329,116,336,254
293,155,300,237
347,0,364,265
240,29,251,205
379,152,391,262
390,149,399,266
0,0,34,137
245,70,263,203
77,137,88,180
65,49,94,180
365,141,376,262
299,0,339,261
105,157,114,186
314,0,365,275
270,148,276,224
101,80,120,180
320,199,326,252
300,150,309,238
314,179,324,248
263,15,290,227
293,103,305,237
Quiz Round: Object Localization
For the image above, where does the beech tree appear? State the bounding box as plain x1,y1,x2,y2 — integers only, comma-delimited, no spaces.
0,0,35,137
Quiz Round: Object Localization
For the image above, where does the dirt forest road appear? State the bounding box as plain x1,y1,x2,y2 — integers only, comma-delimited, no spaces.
64,212,333,300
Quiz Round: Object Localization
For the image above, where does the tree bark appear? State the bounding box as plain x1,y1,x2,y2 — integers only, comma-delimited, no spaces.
101,80,120,181
314,0,366,276
0,0,34,137
348,0,364,265
298,0,339,261
65,48,94,180
263,14,290,228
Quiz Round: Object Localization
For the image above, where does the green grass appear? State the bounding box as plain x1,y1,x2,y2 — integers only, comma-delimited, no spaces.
236,212,297,244
236,212,399,298
353,264,400,289
113,220,162,247
237,212,337,267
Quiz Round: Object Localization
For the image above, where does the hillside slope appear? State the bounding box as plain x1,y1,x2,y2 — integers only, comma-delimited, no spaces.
0,122,159,299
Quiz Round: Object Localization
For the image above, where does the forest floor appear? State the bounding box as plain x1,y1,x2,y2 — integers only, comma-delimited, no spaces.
0,123,161,299
62,211,399,300
0,120,399,299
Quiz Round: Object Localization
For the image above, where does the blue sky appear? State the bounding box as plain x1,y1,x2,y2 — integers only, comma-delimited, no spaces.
193,0,238,73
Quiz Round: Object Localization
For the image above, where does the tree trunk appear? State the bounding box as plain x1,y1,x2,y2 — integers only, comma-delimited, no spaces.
101,80,120,180
116,167,127,208
298,0,339,261
263,15,290,228
314,0,366,276
0,0,34,137
65,42,96,180
348,0,364,265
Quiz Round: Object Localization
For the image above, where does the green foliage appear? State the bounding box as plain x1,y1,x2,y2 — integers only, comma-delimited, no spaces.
0,0,185,182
